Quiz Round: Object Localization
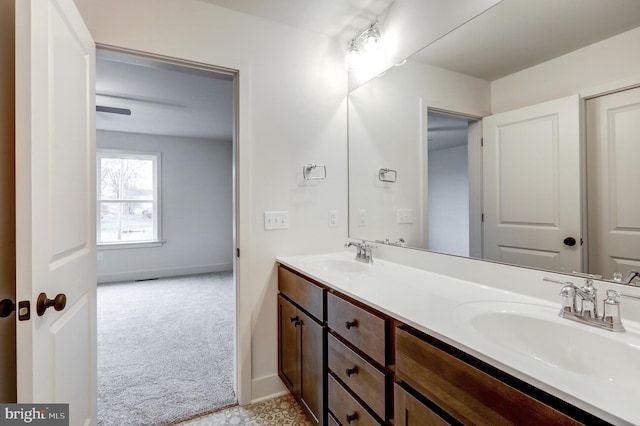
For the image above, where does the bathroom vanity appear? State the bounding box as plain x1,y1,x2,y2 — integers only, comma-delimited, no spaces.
277,252,640,425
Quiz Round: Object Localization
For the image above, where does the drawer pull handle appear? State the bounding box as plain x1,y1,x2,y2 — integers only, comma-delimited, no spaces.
292,320,301,327
345,366,358,377
346,413,358,424
345,319,358,329
290,316,299,323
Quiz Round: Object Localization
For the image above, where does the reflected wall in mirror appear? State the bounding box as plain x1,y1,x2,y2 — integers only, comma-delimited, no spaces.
348,0,640,281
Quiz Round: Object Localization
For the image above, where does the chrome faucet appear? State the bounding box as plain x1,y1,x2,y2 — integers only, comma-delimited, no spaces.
623,270,640,285
544,276,640,332
344,240,376,263
575,278,598,318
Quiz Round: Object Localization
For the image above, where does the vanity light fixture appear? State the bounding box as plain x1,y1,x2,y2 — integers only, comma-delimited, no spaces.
345,21,382,71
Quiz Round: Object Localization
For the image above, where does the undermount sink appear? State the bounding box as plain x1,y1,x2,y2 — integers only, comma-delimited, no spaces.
302,257,368,274
454,301,640,384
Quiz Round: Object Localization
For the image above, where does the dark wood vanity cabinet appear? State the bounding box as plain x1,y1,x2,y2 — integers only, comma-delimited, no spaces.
278,267,325,425
277,265,607,426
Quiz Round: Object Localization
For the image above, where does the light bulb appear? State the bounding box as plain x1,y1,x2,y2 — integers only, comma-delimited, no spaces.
361,24,381,53
345,39,361,71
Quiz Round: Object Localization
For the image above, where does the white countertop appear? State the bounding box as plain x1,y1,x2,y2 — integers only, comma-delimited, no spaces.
277,251,640,426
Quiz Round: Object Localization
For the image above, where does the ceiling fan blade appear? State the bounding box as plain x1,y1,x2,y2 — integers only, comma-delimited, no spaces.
96,105,131,115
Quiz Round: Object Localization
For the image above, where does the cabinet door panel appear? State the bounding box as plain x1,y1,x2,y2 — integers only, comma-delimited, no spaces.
278,295,299,395
394,384,450,426
299,309,324,425
395,327,581,425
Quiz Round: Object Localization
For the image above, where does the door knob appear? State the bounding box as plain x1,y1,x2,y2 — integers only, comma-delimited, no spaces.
563,237,577,247
36,292,66,316
0,298,15,318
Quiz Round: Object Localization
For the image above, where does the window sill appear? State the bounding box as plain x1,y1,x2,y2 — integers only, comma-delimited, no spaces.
97,241,166,251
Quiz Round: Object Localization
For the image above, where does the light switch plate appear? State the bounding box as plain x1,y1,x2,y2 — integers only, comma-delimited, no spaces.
328,210,338,227
397,209,414,224
264,211,289,230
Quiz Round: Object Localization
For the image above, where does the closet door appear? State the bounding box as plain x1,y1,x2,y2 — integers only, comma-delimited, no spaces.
586,87,640,278
482,95,581,273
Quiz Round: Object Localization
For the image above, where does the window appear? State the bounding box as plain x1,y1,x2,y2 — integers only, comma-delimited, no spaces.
97,150,161,246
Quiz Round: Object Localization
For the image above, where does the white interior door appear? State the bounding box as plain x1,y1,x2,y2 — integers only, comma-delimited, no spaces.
15,0,96,424
482,95,581,273
587,87,640,279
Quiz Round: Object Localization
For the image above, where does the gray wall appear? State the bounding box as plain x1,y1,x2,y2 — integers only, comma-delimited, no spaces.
97,130,233,283
428,144,469,256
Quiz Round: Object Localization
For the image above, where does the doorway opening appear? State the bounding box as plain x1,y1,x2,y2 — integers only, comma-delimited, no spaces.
95,47,239,426
426,109,480,258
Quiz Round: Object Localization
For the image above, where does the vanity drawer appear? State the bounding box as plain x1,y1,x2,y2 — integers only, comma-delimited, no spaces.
278,266,324,321
327,292,387,366
328,333,386,420
395,327,582,426
328,412,340,426
328,375,381,426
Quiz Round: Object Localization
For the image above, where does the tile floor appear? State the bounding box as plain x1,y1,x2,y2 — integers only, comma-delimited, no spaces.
174,394,313,426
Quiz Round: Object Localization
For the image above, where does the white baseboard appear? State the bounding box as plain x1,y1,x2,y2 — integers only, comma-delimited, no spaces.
250,374,287,404
97,263,233,284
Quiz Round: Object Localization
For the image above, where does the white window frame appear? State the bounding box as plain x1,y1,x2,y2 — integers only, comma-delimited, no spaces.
97,149,163,249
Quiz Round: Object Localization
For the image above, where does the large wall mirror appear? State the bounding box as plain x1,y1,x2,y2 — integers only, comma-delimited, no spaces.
348,0,640,282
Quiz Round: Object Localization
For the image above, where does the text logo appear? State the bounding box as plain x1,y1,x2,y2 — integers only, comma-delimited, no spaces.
1,404,68,425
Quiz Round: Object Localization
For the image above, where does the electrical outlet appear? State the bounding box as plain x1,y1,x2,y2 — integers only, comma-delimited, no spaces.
264,211,289,230
328,210,338,227
358,209,367,226
97,252,104,261
397,209,414,224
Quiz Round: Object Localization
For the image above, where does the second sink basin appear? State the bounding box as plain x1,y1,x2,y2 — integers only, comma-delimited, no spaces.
454,301,640,385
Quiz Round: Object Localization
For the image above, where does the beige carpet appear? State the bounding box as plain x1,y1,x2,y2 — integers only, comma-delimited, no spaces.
97,272,236,426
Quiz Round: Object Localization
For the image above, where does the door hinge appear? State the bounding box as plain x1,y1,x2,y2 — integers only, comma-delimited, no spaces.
481,213,484,222
236,248,240,258
18,300,30,321
481,137,484,147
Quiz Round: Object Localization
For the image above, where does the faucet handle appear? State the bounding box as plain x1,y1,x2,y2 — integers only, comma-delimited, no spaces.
559,285,577,314
602,290,625,331
605,289,621,303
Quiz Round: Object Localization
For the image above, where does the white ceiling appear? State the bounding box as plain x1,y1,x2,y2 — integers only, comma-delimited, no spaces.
413,0,640,81
96,0,640,139
96,50,234,140
197,0,393,40
427,112,470,152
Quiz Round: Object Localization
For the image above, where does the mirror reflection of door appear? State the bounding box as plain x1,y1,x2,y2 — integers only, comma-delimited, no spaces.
587,87,640,279
426,111,479,257
482,95,582,273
